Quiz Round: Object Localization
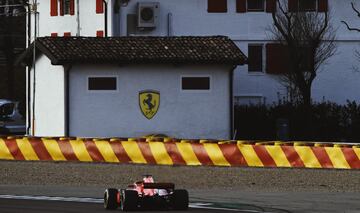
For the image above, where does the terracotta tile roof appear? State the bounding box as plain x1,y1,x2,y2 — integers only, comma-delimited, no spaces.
24,36,247,65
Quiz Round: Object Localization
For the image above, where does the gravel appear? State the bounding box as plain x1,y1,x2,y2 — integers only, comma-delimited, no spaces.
0,160,359,193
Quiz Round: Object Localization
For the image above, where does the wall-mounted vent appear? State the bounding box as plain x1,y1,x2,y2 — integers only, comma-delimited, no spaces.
137,2,159,29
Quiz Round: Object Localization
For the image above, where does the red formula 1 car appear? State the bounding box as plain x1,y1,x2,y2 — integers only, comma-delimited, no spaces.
104,175,189,211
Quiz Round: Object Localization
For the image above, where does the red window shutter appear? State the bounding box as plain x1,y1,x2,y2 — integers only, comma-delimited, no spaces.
96,0,104,14
96,30,104,37
60,0,64,16
288,0,298,12
318,0,328,12
266,0,277,13
208,0,228,13
51,33,58,37
70,0,75,15
50,0,58,16
266,43,289,74
236,0,246,13
64,32,71,37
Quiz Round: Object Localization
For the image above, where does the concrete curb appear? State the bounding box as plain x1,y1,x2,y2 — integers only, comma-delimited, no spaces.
0,137,359,169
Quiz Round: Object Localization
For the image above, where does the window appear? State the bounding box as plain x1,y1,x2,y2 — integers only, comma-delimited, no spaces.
234,95,265,105
63,0,71,15
266,43,289,74
288,0,327,12
299,0,316,11
247,0,265,11
237,0,276,13
62,0,75,15
248,45,263,72
208,0,227,13
182,77,210,90
266,43,313,74
88,77,117,91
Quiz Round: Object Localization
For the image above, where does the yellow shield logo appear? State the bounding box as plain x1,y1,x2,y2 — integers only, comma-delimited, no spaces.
139,90,160,120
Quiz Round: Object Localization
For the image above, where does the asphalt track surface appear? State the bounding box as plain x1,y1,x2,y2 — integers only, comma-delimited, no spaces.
0,198,262,213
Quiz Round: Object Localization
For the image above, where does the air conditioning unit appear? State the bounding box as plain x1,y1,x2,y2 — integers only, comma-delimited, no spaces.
137,2,159,29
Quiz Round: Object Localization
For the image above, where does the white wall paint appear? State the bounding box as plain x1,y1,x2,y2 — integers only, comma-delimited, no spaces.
68,65,231,139
113,0,360,104
29,0,104,39
28,0,360,104
30,55,66,136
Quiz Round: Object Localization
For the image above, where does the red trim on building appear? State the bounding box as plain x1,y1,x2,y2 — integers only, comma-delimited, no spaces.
266,0,277,13
51,33,58,37
70,0,75,15
318,0,328,12
96,0,104,14
236,0,246,13
288,0,298,12
208,0,228,13
64,32,71,37
266,43,289,75
50,0,58,16
96,30,104,37
60,0,64,16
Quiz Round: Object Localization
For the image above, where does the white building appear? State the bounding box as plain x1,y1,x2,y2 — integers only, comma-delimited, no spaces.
26,0,360,105
20,36,247,138
24,0,360,136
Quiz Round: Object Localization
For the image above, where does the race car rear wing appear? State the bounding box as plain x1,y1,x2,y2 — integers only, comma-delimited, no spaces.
143,183,175,189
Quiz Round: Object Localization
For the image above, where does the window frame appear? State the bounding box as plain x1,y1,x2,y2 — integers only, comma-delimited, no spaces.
87,76,118,92
247,0,265,12
248,44,264,73
234,94,265,105
180,75,212,93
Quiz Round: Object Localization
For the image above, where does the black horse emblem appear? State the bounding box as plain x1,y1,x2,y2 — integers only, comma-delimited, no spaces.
143,94,156,111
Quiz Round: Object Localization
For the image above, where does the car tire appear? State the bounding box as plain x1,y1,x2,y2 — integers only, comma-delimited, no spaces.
104,188,118,210
172,189,189,210
120,189,138,211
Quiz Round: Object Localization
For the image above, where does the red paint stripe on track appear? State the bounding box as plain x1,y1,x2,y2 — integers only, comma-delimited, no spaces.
190,143,213,166
253,145,277,167
4,139,25,160
57,140,79,161
218,144,247,166
163,143,187,165
311,147,333,168
28,138,52,160
84,140,105,162
281,146,305,167
137,142,156,164
342,148,360,169
110,142,132,163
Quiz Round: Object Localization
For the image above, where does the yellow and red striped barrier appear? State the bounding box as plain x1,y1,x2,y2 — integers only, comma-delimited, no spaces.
0,137,359,169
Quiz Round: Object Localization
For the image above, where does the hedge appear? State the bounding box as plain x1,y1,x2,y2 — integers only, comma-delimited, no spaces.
234,101,360,142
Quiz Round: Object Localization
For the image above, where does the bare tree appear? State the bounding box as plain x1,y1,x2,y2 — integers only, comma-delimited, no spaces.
269,0,336,106
341,2,360,62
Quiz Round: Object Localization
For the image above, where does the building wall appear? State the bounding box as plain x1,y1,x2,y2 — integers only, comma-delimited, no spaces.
68,65,231,139
113,0,360,104
30,55,66,136
27,0,360,108
28,0,105,39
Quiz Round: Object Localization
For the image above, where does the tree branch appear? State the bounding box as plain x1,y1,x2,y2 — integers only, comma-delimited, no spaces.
341,20,360,32
351,2,360,17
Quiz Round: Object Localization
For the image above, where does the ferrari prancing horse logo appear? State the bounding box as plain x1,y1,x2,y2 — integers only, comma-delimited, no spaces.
139,90,160,120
